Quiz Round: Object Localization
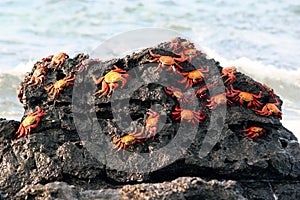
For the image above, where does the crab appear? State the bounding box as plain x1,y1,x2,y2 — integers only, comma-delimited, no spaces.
227,85,263,109
221,66,237,84
42,52,69,71
180,40,195,50
194,79,219,99
206,93,233,110
172,105,206,127
15,106,46,138
253,98,282,119
241,126,267,139
44,72,76,98
17,83,25,103
26,64,48,86
180,48,202,63
145,109,160,140
165,86,190,104
76,58,102,73
112,127,145,151
93,65,130,99
178,66,210,89
169,37,182,51
147,49,186,72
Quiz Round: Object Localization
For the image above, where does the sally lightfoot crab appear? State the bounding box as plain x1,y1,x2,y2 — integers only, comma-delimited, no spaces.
147,49,186,72
26,64,47,86
241,126,267,139
221,66,236,84
42,52,69,71
253,98,282,119
165,86,190,104
112,127,145,152
145,109,160,140
206,93,233,110
227,85,263,109
93,65,130,99
172,105,206,127
15,106,46,138
44,72,76,99
178,66,210,89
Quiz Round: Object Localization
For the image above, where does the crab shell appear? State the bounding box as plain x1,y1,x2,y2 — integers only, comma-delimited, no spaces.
241,126,266,139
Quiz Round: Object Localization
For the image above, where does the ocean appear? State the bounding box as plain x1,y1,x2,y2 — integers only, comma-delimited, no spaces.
0,0,299,139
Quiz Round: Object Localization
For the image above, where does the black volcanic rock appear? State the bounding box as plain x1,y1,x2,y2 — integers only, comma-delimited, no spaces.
0,38,300,199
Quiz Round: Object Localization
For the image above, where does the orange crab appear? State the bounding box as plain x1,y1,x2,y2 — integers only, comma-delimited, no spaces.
206,93,233,110
44,73,76,98
147,49,186,72
93,65,130,99
42,52,69,71
165,86,190,104
241,126,266,139
180,48,202,63
145,109,160,140
26,64,47,86
112,127,145,151
253,98,282,119
172,105,206,127
221,66,236,84
15,106,46,138
178,66,209,89
227,85,262,109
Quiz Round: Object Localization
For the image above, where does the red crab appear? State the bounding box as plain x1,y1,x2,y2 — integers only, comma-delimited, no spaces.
93,65,130,99
15,106,46,138
44,72,76,98
227,85,263,109
169,37,182,51
172,105,206,127
206,93,233,110
241,126,267,139
145,109,160,140
194,79,219,99
112,127,145,151
17,83,25,103
221,66,237,84
253,98,282,119
178,66,210,89
42,52,69,71
180,48,202,63
147,49,186,72
26,64,47,86
165,86,190,104
76,58,102,73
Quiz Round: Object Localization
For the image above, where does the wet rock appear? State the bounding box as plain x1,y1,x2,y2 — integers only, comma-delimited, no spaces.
0,38,300,199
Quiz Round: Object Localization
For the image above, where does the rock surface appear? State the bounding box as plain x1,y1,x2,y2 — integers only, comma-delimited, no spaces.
0,38,300,199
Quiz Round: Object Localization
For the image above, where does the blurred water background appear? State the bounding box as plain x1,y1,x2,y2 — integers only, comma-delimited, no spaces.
0,0,299,138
